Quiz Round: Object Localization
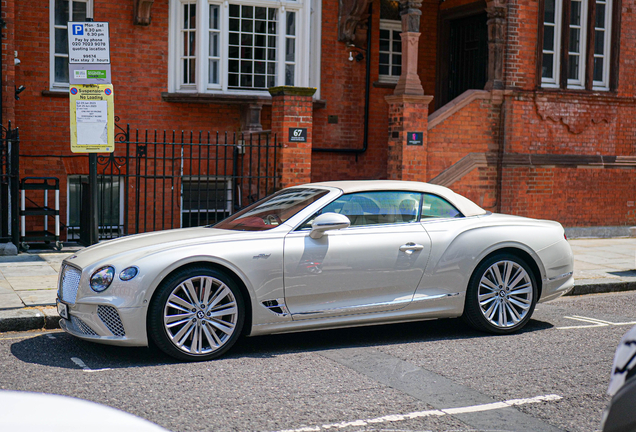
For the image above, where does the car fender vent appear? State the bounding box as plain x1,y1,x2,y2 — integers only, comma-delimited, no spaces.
97,305,126,337
261,299,290,317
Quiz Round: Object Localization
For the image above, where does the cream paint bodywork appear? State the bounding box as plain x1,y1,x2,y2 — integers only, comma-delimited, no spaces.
58,182,573,346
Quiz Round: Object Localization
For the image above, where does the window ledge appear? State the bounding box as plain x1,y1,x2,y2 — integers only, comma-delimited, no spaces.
42,90,69,98
162,92,327,108
374,81,397,89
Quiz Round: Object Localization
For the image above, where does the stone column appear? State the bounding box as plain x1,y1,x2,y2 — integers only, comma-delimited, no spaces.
385,94,433,181
394,0,424,96
268,86,315,188
485,1,507,91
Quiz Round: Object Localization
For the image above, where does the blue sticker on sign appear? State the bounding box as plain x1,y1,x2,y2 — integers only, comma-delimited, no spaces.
104,88,112,95
70,87,78,95
72,24,84,35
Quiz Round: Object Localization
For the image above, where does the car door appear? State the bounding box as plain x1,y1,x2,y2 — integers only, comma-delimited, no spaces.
283,191,432,320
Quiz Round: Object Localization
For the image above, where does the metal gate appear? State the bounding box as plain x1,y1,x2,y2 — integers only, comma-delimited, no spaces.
72,121,280,241
0,123,19,247
445,12,488,104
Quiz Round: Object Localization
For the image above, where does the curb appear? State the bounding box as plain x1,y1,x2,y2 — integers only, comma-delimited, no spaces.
0,307,60,333
1,282,635,333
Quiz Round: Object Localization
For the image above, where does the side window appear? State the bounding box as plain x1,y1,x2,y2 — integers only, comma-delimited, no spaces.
299,191,422,229
421,194,463,219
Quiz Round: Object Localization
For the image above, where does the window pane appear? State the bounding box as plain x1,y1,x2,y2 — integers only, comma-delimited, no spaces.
229,32,239,45
210,33,218,57
255,7,267,20
242,5,253,19
593,57,604,81
255,74,266,88
55,0,69,26
229,60,239,72
569,28,580,53
255,48,265,59
287,12,296,36
392,65,401,76
267,75,275,88
240,74,253,87
210,5,219,29
379,65,389,75
595,30,605,55
229,4,240,17
379,53,389,64
379,38,389,52
286,38,295,62
255,20,266,34
543,26,554,51
55,56,69,82
542,53,554,78
72,1,87,21
229,18,240,31
285,64,294,85
209,59,218,84
242,19,253,33
544,0,555,23
596,3,606,28
570,0,581,26
568,55,579,80
228,73,239,87
422,194,462,219
55,28,69,54
255,61,265,74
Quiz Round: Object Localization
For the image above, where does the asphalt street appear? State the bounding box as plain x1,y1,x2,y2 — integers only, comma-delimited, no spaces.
1,291,634,432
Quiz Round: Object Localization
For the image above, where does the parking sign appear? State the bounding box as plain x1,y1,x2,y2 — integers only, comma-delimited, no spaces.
68,22,110,64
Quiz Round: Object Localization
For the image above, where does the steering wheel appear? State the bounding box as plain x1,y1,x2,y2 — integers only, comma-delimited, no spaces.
263,214,282,225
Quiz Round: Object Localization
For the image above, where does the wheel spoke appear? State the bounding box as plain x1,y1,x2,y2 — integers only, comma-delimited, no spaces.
191,323,200,353
499,300,507,327
201,278,214,306
173,320,195,348
201,323,219,348
165,312,194,327
509,296,531,309
480,277,498,292
491,264,505,287
509,283,532,296
167,294,195,312
208,304,237,318
183,279,201,306
506,302,521,323
207,318,235,335
503,261,514,287
206,286,230,311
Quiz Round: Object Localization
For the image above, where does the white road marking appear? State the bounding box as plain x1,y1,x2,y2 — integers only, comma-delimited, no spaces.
70,357,111,373
557,315,636,330
276,394,562,432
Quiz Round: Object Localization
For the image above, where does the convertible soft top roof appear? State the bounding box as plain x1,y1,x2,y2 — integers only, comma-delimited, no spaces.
297,180,488,218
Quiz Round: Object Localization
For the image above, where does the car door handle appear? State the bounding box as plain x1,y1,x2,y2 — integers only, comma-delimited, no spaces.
399,243,424,254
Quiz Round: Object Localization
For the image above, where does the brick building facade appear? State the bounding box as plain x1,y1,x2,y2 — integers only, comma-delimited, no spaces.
1,0,635,242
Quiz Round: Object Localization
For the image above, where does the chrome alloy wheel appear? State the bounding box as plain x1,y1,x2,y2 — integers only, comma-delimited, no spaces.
477,260,533,329
163,275,238,355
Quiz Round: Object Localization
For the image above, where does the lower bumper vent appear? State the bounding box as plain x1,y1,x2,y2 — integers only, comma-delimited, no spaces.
71,315,97,336
97,305,126,337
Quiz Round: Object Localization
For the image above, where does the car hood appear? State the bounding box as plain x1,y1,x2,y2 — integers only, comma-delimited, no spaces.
68,226,281,268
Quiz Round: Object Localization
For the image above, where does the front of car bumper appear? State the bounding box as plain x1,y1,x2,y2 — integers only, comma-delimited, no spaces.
57,262,149,347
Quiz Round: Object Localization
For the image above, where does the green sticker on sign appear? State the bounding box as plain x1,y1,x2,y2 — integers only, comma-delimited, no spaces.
87,70,107,79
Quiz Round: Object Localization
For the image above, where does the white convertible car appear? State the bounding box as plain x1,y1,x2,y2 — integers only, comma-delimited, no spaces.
57,181,574,361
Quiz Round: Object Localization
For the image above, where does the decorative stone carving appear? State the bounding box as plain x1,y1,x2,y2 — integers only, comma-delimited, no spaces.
338,0,373,46
133,0,154,26
485,1,506,91
534,94,617,134
399,0,422,32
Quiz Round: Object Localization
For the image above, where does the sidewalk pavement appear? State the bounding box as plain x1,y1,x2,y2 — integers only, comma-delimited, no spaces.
0,238,635,332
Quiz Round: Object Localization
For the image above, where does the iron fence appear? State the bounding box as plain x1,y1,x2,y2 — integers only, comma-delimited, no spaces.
72,122,280,241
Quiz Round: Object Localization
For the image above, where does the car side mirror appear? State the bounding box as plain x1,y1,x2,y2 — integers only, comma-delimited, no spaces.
309,212,351,239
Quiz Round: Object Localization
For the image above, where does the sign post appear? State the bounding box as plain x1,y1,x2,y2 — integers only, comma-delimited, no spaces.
68,20,112,245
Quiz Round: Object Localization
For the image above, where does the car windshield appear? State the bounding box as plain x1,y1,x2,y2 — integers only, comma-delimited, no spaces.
213,188,329,231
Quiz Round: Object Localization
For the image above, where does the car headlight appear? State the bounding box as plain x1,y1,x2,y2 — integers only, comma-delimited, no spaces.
90,266,115,292
119,266,139,281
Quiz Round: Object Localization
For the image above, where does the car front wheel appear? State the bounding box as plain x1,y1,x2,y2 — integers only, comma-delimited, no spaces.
463,254,538,334
148,266,244,361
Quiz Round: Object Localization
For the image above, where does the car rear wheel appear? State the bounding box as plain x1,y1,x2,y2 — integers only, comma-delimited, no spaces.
148,267,244,361
463,254,538,334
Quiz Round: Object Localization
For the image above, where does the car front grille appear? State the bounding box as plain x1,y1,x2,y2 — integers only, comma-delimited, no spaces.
97,305,126,337
59,264,81,305
70,315,97,336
